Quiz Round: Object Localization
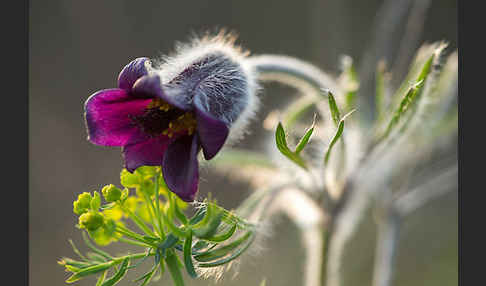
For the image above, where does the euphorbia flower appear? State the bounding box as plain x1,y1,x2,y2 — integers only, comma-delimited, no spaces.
84,37,258,201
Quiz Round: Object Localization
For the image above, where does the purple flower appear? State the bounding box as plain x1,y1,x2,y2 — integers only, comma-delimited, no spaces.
84,40,258,202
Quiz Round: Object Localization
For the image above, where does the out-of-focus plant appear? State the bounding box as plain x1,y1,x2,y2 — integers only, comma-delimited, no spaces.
60,3,457,285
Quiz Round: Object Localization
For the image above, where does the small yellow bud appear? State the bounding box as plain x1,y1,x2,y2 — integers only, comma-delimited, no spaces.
73,192,92,215
102,184,122,202
78,211,104,231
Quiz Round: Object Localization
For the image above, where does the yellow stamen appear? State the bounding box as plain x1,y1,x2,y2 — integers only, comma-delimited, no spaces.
147,98,171,111
162,112,197,138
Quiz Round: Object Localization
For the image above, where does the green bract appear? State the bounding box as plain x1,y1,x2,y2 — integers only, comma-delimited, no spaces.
73,192,93,215
79,211,104,231
101,184,122,202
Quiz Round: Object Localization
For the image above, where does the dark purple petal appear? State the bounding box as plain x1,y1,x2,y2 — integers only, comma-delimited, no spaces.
193,102,229,160
132,74,192,111
118,57,150,91
162,135,201,202
122,135,172,172
85,88,151,146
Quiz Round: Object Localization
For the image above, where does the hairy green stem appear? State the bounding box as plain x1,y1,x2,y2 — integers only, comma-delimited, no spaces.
320,228,331,286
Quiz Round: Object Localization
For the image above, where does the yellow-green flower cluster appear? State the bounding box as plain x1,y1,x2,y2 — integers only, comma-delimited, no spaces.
72,190,122,245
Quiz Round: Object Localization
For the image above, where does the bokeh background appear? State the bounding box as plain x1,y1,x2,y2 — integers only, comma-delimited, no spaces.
29,0,457,285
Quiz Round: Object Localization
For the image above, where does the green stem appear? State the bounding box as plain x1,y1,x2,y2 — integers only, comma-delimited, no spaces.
115,226,158,248
154,172,165,238
118,237,154,248
140,191,160,237
320,229,331,286
119,203,156,237
113,252,154,264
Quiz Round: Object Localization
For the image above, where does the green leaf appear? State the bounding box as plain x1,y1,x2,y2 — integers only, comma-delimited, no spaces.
95,270,108,286
159,233,179,251
170,193,188,225
66,261,114,283
82,231,113,260
295,116,315,154
163,202,189,238
68,239,88,262
193,231,253,263
192,204,223,239
189,207,206,225
324,110,355,164
133,263,159,286
275,122,307,169
165,250,185,286
192,240,210,252
87,252,108,263
340,55,359,111
59,257,93,269
327,91,341,126
381,44,445,140
183,230,198,278
204,223,237,243
101,257,130,286
197,232,256,267
91,191,101,211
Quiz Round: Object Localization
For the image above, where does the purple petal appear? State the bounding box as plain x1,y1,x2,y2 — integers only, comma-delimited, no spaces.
118,57,150,91
132,74,192,111
162,135,201,202
85,88,151,146
122,135,172,172
193,103,229,160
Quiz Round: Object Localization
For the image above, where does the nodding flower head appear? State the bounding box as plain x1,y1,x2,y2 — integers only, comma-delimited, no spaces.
84,34,259,202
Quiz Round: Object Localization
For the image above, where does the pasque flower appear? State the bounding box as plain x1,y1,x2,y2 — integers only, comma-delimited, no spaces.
84,36,258,202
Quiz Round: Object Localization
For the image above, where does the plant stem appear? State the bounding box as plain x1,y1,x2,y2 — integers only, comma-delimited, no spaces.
113,251,155,264
154,172,165,238
320,228,331,286
115,225,158,248
248,55,342,98
371,211,401,286
140,190,160,237
119,203,156,237
118,237,154,248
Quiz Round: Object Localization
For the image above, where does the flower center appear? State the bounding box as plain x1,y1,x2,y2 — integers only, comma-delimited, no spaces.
131,98,197,138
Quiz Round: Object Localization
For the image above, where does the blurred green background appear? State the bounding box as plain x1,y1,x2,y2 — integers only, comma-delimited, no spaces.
29,0,457,285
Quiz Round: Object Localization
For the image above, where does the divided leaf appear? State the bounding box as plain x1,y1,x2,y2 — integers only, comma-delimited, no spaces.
324,110,355,164
275,120,315,170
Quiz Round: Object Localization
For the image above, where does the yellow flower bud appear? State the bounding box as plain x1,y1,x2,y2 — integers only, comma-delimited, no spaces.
73,192,92,215
102,184,122,202
78,211,104,231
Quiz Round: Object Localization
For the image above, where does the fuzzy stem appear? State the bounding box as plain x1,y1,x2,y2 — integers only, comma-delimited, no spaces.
268,188,328,286
371,210,401,286
248,55,342,98
320,228,331,286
